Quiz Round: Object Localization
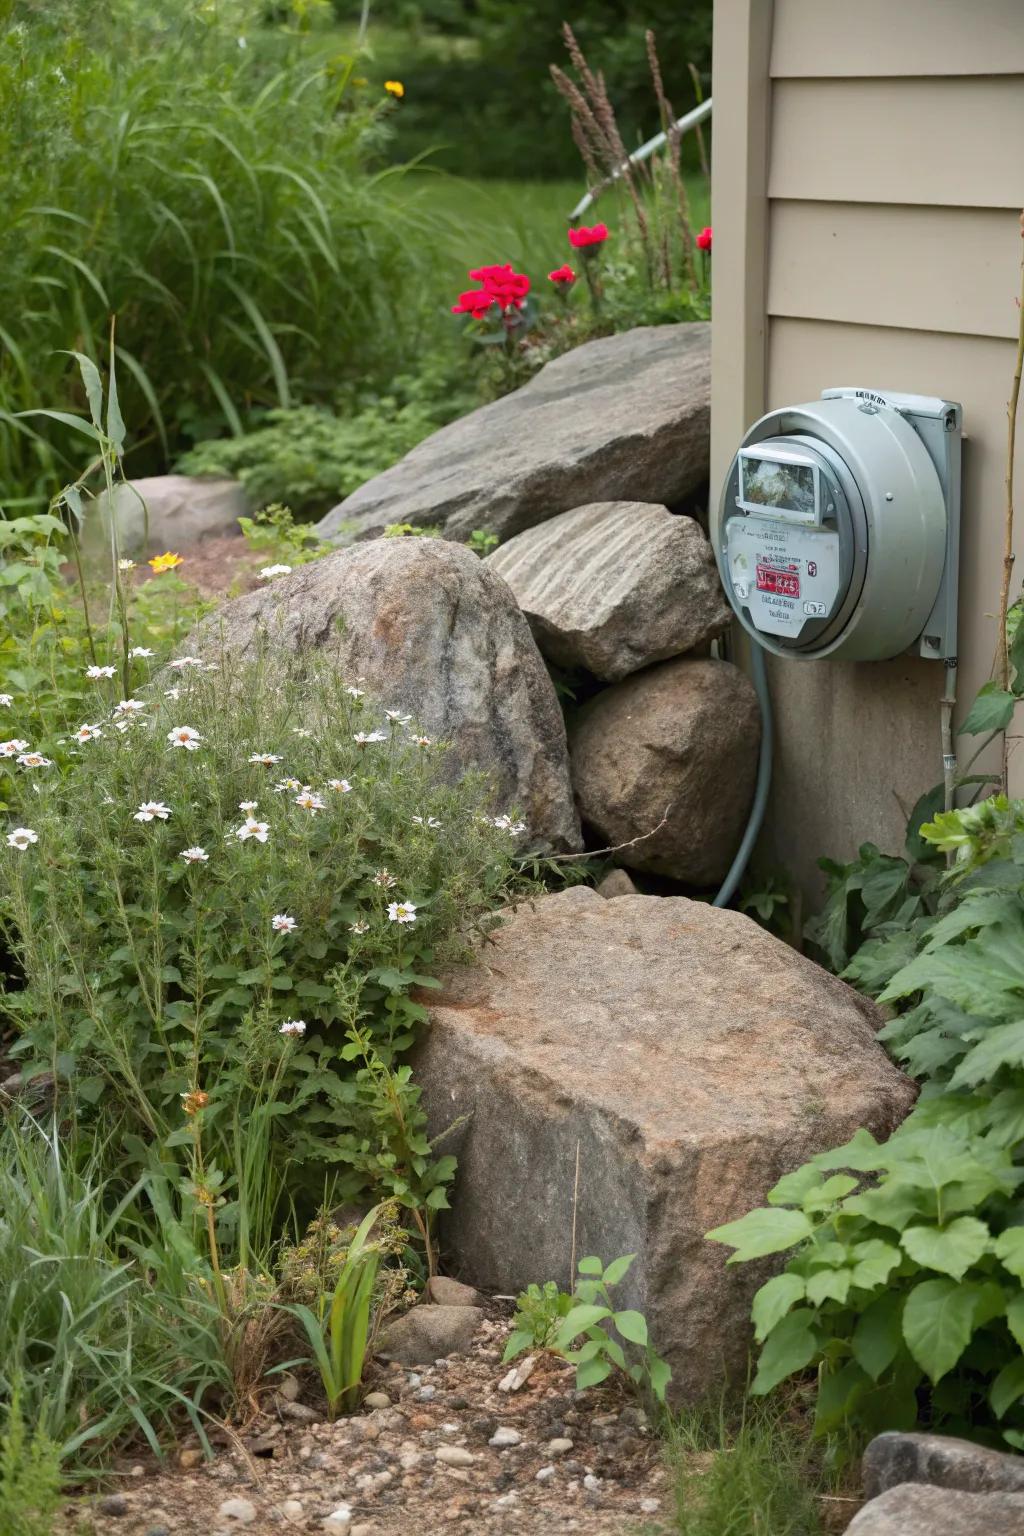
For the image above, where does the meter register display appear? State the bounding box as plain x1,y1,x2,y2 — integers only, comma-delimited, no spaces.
714,387,962,663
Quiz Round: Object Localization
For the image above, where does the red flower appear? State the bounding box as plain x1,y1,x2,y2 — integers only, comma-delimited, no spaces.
696,226,712,252
451,288,496,318
568,223,609,249
548,264,576,285
469,263,530,310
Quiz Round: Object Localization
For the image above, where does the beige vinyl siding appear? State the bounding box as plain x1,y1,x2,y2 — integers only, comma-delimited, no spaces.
712,0,1024,896
770,0,1024,77
769,78,1024,208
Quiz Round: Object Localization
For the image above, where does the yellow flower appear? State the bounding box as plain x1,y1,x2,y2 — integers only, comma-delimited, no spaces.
384,80,404,99
148,551,184,573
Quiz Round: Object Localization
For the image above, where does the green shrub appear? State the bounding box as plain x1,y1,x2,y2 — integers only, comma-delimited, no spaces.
708,797,1024,1452
0,1377,63,1536
0,1,438,511
1,649,520,1250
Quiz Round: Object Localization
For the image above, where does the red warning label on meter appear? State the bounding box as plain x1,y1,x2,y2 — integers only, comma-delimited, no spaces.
756,564,800,598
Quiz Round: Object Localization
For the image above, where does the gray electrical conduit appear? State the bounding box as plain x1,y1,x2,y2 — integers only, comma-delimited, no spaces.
712,639,773,908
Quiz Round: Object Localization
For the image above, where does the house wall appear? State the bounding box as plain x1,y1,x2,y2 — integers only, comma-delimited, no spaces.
710,0,1024,899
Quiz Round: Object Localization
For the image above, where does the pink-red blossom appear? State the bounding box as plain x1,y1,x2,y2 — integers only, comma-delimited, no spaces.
696,226,713,252
468,263,530,310
568,223,608,249
548,264,576,286
451,288,496,318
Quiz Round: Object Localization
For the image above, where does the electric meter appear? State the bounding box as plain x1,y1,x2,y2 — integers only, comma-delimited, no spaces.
715,388,962,661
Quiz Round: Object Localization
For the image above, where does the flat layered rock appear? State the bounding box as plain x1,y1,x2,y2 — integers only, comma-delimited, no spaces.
316,324,710,546
486,501,730,681
189,539,581,852
569,656,760,886
846,1483,1024,1535
413,886,916,1402
863,1431,1024,1499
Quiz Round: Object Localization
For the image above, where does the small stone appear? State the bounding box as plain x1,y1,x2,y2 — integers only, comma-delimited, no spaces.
280,1399,319,1423
583,1473,601,1492
322,1505,353,1534
489,1426,522,1448
352,1527,376,1536
145,1528,170,1536
307,1450,331,1469
435,1446,476,1468
536,1466,556,1484
399,1451,423,1472
363,1392,392,1411
354,1418,380,1441
408,1374,423,1388
98,1494,129,1517
277,1372,300,1402
424,1276,484,1308
491,1492,518,1511
547,1438,574,1457
497,1355,537,1393
218,1498,258,1525
281,1500,305,1525
416,1385,436,1402
639,1497,661,1514
130,1465,145,1478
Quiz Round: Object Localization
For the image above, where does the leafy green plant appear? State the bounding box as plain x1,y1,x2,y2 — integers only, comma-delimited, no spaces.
708,795,1024,1452
1,648,521,1256
504,1254,671,1404
0,1377,63,1536
237,504,327,569
276,1203,385,1417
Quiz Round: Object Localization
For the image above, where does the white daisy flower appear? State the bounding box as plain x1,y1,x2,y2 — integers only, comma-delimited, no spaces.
86,664,117,679
16,752,52,769
6,827,38,851
258,564,293,579
235,817,269,843
73,724,103,743
349,919,370,934
295,790,326,814
115,699,146,716
179,846,209,864
328,779,352,793
274,778,301,794
249,753,282,766
279,1019,306,1037
353,730,387,746
372,868,397,889
291,727,313,738
345,686,364,699
384,710,412,725
164,687,180,701
271,913,297,933
0,694,12,707
387,900,417,924
118,558,136,571
0,739,30,758
168,656,204,671
411,735,432,748
134,801,171,823
239,800,259,813
412,816,442,829
129,645,154,658
492,815,527,835
167,725,202,751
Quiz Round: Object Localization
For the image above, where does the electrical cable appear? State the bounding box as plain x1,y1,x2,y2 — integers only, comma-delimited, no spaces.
712,639,773,908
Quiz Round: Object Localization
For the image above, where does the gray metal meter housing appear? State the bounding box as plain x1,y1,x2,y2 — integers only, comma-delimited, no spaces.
714,387,962,661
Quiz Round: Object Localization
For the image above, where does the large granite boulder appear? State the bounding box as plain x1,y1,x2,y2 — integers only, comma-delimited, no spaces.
91,474,247,557
189,539,581,851
413,886,916,1403
568,657,759,885
485,501,730,682
316,324,710,546
862,1432,1024,1500
846,1484,1024,1535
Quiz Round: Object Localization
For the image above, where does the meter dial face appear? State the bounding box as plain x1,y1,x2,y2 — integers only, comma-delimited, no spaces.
723,439,859,651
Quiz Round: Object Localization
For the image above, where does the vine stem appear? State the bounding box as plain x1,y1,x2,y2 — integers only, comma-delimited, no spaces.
995,213,1024,715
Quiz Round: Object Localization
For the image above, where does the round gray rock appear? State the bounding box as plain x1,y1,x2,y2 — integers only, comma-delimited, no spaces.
568,656,760,885
91,474,247,557
378,1304,483,1365
189,539,581,852
863,1431,1024,1499
486,502,730,681
846,1484,1024,1535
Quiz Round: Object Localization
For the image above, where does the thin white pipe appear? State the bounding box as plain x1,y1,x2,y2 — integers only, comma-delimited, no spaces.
569,97,713,223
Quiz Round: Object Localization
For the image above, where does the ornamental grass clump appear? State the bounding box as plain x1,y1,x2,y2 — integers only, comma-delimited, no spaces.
0,649,521,1259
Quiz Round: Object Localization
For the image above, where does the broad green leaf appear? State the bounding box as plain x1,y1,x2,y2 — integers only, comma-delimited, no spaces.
601,1254,635,1286
646,1355,672,1403
613,1310,648,1346
555,1304,612,1345
574,1355,612,1390
752,1273,806,1343
751,1309,820,1396
706,1207,812,1262
994,1229,1024,1281
991,1356,1024,1419
902,1278,981,1382
849,1239,902,1291
900,1218,990,1280
950,1020,1024,1090
880,920,1024,1016
577,1256,603,1276
852,1292,904,1381
1006,1292,1024,1351
803,1174,858,1212
768,1163,824,1208
960,683,1016,736
814,1360,870,1434
806,1268,851,1307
